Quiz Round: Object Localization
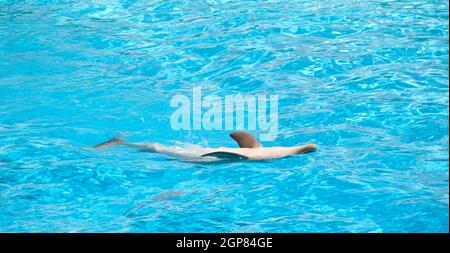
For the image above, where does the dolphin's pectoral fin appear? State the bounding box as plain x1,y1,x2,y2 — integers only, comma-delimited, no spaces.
230,131,262,148
201,151,249,160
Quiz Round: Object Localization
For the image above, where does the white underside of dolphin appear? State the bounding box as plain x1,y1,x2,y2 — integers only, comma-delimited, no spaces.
92,131,317,163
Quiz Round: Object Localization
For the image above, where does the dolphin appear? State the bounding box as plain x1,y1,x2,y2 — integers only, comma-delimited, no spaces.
92,131,317,163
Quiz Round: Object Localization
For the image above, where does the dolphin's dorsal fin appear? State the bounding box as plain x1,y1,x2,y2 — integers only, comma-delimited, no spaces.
230,132,262,148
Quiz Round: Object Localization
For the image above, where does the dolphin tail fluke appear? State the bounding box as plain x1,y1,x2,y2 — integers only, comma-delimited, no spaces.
92,135,125,149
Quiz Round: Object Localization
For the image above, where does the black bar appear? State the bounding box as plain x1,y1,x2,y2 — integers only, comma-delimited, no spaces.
0,233,449,251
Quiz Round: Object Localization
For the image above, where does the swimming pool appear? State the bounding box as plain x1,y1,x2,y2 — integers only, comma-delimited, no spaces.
0,0,448,232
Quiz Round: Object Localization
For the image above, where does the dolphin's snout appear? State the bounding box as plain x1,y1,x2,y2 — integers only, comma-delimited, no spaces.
297,144,317,154
307,144,317,150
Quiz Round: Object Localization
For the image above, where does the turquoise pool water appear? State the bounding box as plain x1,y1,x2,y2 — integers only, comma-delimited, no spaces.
0,0,448,232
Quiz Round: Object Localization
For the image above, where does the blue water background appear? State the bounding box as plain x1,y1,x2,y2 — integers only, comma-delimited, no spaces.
0,0,448,232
